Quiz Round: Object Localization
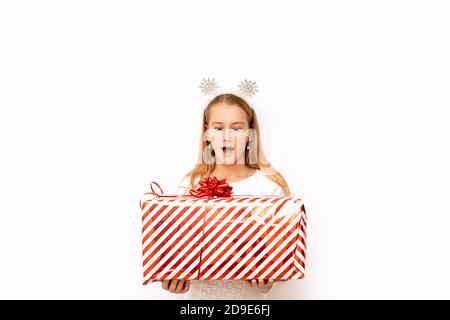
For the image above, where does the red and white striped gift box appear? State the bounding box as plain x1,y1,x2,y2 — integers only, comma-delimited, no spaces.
139,192,307,284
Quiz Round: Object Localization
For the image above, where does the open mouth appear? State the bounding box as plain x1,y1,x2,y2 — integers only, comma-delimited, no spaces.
222,147,234,155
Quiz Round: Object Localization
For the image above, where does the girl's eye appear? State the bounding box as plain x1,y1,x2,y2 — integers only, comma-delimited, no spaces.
212,127,243,132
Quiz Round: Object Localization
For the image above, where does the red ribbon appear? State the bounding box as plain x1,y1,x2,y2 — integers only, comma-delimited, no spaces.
189,176,233,198
139,181,164,210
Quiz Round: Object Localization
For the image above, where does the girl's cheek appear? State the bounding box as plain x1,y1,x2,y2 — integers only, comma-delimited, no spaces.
208,128,224,139
235,136,247,149
209,133,221,145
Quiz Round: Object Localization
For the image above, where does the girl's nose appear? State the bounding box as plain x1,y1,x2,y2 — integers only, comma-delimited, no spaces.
222,128,233,141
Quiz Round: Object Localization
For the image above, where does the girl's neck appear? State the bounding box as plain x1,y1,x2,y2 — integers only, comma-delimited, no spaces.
212,164,257,182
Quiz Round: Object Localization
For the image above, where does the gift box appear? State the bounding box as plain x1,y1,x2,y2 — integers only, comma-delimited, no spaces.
139,178,307,284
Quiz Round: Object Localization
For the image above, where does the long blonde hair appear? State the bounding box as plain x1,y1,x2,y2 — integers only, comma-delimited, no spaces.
182,93,291,196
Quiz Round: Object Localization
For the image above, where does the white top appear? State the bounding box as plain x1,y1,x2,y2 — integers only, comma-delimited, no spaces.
176,169,284,198
175,169,285,300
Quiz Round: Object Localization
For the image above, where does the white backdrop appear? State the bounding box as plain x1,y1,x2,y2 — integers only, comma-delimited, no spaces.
1,1,449,299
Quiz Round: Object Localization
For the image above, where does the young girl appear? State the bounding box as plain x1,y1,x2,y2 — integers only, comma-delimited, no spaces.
161,93,291,299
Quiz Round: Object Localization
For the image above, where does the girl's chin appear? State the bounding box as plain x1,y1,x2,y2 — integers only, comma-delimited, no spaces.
215,156,246,165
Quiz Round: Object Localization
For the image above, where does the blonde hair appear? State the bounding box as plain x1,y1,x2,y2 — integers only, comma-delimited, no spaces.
182,93,291,196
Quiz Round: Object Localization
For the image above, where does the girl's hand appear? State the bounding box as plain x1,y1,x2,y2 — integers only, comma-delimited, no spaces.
247,279,275,294
161,279,190,294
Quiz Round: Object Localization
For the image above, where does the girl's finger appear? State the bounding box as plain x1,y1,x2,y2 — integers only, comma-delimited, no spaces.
168,279,178,292
175,280,185,293
251,279,257,287
162,280,170,290
181,280,190,293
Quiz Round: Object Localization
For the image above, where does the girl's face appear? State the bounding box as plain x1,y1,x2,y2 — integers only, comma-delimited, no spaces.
206,103,250,165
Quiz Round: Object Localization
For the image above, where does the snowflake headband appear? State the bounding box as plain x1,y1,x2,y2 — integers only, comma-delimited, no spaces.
199,78,258,98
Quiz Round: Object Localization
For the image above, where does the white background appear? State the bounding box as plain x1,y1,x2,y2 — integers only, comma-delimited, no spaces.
1,1,449,299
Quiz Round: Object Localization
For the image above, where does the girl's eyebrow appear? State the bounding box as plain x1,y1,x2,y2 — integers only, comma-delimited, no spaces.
211,122,245,125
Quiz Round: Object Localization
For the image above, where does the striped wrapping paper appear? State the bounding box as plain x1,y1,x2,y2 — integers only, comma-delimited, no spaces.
140,194,307,284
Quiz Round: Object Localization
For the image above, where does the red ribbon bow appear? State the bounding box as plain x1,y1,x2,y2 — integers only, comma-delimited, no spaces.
189,176,233,198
